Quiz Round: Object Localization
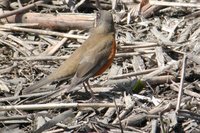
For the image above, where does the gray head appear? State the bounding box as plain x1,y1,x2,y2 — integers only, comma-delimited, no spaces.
94,10,115,34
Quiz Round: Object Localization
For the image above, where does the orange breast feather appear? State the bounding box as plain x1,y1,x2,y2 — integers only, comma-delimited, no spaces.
95,39,116,76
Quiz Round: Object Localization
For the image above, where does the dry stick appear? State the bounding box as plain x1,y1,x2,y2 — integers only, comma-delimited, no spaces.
177,110,200,121
114,99,124,133
0,103,124,111
176,54,187,112
12,51,154,61
155,47,165,67
150,1,200,8
150,27,176,46
170,84,200,98
102,107,116,124
187,53,200,65
5,23,39,27
122,97,191,126
45,38,68,56
13,55,69,61
24,40,46,45
142,61,180,80
119,42,158,48
0,31,33,50
185,10,200,19
0,115,29,121
177,24,194,43
17,0,23,8
43,117,72,129
0,39,27,56
0,31,34,55
112,94,134,125
0,62,17,74
167,18,184,41
131,56,145,79
142,5,165,18
116,50,155,57
35,110,73,133
159,113,165,133
189,28,200,41
110,68,157,79
0,25,88,39
39,35,57,46
122,41,157,45
0,0,50,19
43,129,64,133
1,120,30,124
151,119,158,133
73,0,86,11
105,75,175,87
5,12,95,30
38,3,70,10
0,91,53,102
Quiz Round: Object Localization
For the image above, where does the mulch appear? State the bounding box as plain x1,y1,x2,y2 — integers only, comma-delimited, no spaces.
0,0,200,132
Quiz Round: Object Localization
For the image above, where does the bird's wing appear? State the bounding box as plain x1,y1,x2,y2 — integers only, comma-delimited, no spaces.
69,36,114,89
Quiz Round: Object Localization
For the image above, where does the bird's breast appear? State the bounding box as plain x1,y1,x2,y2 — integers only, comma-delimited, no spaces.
95,38,116,76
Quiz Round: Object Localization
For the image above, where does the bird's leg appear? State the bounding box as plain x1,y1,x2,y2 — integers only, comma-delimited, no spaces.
85,80,95,99
77,81,96,102
83,82,89,93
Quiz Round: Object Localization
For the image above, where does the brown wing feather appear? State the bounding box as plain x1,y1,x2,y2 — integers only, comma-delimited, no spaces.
69,35,114,89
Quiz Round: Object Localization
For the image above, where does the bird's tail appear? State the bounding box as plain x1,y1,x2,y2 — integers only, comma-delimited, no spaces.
39,83,81,102
22,76,53,94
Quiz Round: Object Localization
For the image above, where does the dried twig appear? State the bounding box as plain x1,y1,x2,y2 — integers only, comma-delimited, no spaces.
0,25,87,39
150,1,200,8
0,0,51,19
176,54,187,112
0,103,125,111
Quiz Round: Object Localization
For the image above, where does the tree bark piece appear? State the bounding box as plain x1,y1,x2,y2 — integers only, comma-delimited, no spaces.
4,12,95,30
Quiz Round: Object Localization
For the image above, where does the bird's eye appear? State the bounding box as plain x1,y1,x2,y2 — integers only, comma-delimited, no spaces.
97,12,101,19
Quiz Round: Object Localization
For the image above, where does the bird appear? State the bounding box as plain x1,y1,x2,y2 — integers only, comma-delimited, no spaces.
23,10,116,96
